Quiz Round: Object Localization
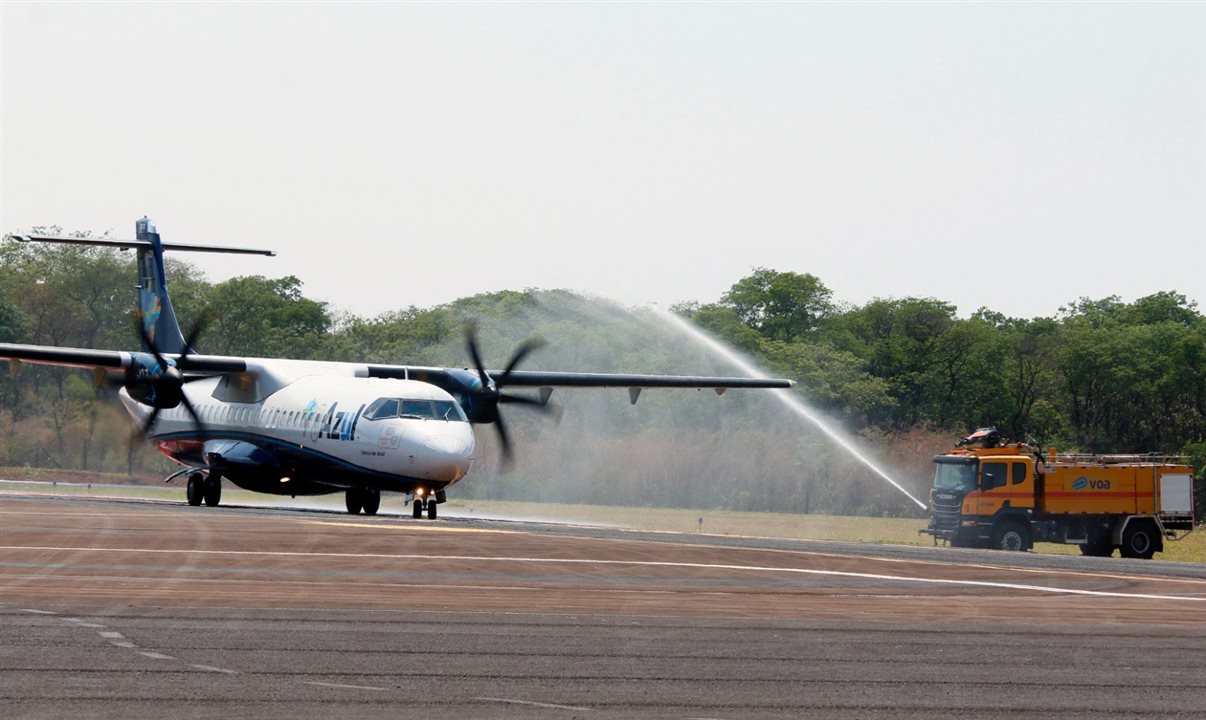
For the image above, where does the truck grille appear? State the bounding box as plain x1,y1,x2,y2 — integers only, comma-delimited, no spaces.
928,492,963,536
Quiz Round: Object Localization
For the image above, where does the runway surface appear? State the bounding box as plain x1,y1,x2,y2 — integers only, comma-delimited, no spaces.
2,493,1205,719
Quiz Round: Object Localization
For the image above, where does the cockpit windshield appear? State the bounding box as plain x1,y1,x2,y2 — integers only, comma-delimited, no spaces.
364,397,467,422
933,459,978,492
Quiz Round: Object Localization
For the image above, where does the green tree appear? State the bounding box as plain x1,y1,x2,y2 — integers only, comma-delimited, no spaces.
720,267,833,342
200,275,331,358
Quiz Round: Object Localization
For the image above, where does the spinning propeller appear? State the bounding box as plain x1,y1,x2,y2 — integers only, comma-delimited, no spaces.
463,321,556,464
125,313,212,437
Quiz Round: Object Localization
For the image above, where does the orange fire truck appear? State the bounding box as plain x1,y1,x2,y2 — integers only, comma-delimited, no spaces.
922,428,1196,558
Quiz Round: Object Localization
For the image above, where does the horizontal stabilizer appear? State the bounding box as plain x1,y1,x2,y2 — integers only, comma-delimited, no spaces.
5,234,275,256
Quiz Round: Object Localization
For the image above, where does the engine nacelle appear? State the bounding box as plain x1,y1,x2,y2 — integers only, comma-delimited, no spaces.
124,352,185,409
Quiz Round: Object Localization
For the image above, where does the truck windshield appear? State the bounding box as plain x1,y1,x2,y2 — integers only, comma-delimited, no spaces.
933,461,977,492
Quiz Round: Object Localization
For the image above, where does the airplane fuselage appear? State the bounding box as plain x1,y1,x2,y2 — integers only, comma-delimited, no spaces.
121,369,476,498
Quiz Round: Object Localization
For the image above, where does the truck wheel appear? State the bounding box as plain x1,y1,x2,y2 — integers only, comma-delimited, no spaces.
1078,540,1113,557
992,521,1029,552
1120,522,1158,560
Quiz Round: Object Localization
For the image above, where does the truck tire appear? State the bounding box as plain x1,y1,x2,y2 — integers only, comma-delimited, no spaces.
992,521,1030,552
1120,522,1158,560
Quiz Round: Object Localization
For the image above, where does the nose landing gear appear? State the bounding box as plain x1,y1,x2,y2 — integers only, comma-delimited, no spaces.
412,495,438,520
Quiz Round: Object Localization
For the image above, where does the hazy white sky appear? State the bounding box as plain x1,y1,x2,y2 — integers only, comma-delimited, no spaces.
2,2,1203,320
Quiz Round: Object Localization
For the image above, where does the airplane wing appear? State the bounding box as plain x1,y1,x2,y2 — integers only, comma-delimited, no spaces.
366,364,792,409
0,343,247,374
489,370,792,390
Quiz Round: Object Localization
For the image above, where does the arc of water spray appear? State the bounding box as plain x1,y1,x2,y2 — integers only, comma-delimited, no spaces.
652,308,928,510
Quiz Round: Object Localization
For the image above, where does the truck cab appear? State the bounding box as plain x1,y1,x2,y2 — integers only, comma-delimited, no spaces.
928,443,1037,549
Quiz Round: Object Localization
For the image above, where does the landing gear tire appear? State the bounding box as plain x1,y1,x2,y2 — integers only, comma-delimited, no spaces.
427,499,438,520
361,489,380,516
1120,522,1158,560
413,499,424,519
345,488,363,515
992,521,1029,552
186,473,203,507
203,476,222,507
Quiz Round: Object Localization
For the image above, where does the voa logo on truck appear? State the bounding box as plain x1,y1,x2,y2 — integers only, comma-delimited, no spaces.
1072,476,1112,490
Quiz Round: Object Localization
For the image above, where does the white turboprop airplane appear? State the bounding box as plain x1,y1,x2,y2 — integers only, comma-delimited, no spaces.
0,218,793,518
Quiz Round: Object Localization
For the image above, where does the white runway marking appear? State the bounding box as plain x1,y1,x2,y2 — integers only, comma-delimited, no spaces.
98,631,124,639
20,609,57,614
190,664,237,674
477,697,593,711
110,641,136,648
138,651,175,660
3,545,1202,602
304,681,389,691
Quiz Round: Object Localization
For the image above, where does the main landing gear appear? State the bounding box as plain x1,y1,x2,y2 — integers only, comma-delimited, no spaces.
185,472,222,508
345,487,381,515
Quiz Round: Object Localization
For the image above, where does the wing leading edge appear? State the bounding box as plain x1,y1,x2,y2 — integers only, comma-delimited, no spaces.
0,343,248,375
367,364,794,391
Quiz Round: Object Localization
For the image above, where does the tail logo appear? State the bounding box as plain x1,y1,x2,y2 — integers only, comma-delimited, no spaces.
141,291,163,343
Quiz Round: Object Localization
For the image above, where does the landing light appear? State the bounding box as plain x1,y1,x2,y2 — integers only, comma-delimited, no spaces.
280,476,291,483
416,487,425,496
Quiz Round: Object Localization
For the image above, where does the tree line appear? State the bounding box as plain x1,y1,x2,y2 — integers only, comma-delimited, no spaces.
1,236,1203,517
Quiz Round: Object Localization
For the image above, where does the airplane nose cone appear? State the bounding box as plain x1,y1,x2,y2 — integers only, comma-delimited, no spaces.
426,433,469,456
415,428,475,482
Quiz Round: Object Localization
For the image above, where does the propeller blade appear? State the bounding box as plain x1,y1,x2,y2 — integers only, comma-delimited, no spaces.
464,321,490,389
179,393,208,439
141,406,162,436
497,337,546,385
493,410,513,465
499,392,556,413
178,313,211,365
135,316,168,369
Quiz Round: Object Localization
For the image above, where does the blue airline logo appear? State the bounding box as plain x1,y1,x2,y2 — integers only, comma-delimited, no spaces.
1072,476,1111,490
304,400,365,442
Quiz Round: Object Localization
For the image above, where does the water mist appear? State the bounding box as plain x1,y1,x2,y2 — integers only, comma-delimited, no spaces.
651,308,928,510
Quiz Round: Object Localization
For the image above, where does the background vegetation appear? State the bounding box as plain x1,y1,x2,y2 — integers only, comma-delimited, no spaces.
2,235,1203,518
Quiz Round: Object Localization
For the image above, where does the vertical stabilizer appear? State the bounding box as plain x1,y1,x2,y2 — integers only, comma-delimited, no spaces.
135,217,188,354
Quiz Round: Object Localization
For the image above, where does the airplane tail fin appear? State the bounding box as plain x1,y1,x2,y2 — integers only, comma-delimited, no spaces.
6,218,274,355
134,218,188,354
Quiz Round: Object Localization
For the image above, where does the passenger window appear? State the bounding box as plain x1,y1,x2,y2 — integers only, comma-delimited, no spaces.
982,462,1007,490
1012,462,1027,485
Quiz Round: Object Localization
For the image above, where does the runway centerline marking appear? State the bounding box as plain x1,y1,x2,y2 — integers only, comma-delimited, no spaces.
2,545,1201,602
190,664,237,674
138,651,176,660
20,608,57,615
304,681,389,691
477,696,593,712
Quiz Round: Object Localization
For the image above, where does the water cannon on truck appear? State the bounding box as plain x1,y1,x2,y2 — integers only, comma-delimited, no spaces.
921,428,1196,559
